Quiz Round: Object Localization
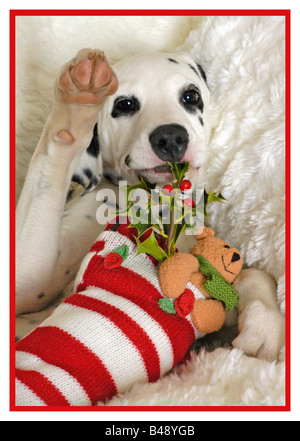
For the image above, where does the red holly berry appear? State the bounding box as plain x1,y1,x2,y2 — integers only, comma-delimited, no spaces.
180,180,192,191
174,289,195,317
162,184,174,196
104,252,123,269
90,240,105,253
183,198,195,207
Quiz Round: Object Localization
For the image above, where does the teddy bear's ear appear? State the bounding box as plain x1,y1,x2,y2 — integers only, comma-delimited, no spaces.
195,227,215,240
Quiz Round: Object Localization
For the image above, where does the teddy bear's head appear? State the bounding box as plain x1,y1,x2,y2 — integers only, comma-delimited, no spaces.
191,227,243,284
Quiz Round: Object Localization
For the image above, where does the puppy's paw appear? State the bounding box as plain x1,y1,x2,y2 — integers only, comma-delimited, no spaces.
232,300,285,362
57,49,118,105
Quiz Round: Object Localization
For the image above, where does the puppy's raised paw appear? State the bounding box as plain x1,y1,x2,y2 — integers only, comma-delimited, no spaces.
57,48,118,105
232,300,285,362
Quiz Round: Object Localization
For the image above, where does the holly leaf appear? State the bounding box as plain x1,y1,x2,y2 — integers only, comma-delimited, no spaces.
178,162,190,181
217,191,226,201
127,177,156,195
135,230,167,262
173,222,187,246
206,189,226,205
140,176,157,193
112,245,129,261
200,189,227,217
158,298,176,314
168,162,190,182
128,204,151,226
129,221,153,237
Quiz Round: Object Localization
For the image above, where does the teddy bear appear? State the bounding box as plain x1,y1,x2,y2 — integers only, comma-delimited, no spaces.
158,227,243,334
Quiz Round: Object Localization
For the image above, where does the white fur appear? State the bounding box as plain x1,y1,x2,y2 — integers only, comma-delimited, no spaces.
15,15,286,407
101,348,285,407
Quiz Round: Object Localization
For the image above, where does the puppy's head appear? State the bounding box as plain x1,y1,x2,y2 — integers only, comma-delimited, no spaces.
98,52,211,185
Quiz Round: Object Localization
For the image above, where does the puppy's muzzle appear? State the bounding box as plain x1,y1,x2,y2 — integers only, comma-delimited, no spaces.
149,124,189,163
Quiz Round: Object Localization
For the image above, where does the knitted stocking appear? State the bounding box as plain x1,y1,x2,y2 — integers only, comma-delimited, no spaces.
15,220,205,406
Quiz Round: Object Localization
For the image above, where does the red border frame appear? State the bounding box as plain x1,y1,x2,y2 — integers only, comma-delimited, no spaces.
10,9,291,413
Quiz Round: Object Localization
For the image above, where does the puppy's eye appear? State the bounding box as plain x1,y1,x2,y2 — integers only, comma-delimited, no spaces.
224,245,230,249
111,96,140,118
116,99,136,111
181,89,200,106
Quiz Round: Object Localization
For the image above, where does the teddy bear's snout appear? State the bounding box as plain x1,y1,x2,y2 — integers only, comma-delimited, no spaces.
231,252,240,262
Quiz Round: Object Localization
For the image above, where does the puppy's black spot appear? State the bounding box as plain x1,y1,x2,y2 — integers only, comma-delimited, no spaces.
37,292,45,299
198,116,204,126
104,173,115,183
83,168,93,179
92,176,99,187
66,189,74,202
125,154,131,167
86,124,100,157
184,106,196,115
56,292,64,300
71,174,85,187
86,215,93,220
188,64,201,79
197,98,204,114
196,63,207,84
65,269,70,275
168,58,179,64
81,177,100,196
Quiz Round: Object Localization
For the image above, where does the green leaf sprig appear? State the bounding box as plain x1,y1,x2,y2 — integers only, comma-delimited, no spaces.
117,162,225,262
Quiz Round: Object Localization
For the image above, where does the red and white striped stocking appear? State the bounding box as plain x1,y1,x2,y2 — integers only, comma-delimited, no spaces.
15,220,205,406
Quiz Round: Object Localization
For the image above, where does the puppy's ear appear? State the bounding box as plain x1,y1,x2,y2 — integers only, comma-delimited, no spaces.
195,227,215,241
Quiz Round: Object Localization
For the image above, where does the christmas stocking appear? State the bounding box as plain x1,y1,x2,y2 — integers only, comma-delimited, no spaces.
15,219,206,406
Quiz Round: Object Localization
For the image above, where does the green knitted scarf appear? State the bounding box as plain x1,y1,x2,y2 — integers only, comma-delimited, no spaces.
195,255,239,312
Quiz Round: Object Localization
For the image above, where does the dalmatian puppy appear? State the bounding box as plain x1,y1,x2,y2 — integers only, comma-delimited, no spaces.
16,49,285,361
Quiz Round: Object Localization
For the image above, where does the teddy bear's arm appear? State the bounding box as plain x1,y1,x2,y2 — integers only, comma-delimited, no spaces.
191,299,226,334
188,271,211,298
159,253,199,299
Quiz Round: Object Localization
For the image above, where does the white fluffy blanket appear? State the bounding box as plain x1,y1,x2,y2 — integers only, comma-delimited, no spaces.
15,15,286,407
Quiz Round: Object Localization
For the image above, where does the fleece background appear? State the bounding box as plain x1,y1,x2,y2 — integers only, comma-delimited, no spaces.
15,15,286,406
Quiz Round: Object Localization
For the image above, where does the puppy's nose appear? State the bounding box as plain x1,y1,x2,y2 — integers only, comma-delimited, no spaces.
149,124,189,162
